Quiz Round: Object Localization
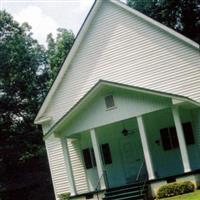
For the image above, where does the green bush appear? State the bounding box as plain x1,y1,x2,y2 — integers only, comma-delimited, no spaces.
58,192,71,200
157,181,195,199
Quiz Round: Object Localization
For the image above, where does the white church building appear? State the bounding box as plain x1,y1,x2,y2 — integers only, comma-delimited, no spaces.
35,0,200,199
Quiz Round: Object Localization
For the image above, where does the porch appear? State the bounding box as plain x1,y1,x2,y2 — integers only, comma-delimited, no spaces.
61,106,200,197
46,81,200,199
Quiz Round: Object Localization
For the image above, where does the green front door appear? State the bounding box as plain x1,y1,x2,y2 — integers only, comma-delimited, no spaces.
120,133,144,184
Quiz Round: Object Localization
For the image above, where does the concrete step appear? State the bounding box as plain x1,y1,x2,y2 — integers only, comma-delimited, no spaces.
105,185,147,196
103,193,145,200
103,182,147,200
106,182,143,193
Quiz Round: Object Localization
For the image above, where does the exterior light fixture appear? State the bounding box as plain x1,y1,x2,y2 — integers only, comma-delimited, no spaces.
122,128,129,136
121,121,137,136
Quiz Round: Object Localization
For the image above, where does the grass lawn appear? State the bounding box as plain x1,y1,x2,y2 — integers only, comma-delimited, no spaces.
161,190,200,200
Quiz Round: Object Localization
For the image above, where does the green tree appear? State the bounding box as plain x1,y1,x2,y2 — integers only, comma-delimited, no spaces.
127,0,200,43
0,10,75,199
0,10,50,172
46,28,74,82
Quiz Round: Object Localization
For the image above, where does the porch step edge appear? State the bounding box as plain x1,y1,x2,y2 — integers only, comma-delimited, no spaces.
106,182,145,192
105,185,147,196
103,194,145,200
105,191,145,199
104,189,147,199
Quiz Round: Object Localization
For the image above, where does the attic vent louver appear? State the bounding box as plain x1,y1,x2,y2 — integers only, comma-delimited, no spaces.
105,95,115,109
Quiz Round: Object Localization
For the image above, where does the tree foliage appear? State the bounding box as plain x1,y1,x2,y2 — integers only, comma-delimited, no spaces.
0,10,50,172
127,0,200,43
46,28,74,81
0,10,74,200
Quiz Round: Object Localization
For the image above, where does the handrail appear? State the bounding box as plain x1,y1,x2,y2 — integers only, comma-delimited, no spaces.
95,170,109,200
140,177,148,196
95,172,105,192
135,160,148,198
136,160,145,181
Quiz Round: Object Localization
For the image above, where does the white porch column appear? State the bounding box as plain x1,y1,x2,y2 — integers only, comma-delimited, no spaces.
61,137,77,195
172,106,191,172
90,129,106,189
136,116,155,180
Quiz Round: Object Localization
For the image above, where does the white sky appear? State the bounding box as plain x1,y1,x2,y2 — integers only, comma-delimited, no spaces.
1,0,95,45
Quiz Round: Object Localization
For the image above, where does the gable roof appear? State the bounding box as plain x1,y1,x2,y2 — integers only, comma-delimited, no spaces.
35,0,199,124
42,80,199,139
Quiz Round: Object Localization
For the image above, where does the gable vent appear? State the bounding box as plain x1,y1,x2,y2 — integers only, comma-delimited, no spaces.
104,95,115,109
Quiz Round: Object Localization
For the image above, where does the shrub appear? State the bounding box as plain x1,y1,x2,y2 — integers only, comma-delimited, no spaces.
157,181,195,199
58,192,71,200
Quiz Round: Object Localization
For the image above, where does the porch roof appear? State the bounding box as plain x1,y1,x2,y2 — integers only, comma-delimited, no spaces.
42,80,200,140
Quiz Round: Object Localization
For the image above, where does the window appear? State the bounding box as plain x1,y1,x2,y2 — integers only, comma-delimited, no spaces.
82,148,96,169
182,122,195,145
160,128,171,150
105,95,115,109
160,122,195,151
169,127,179,148
82,148,92,169
160,127,179,151
101,143,112,165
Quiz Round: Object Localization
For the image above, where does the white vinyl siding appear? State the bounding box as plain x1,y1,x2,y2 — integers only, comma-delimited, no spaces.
45,135,70,196
45,136,89,197
67,140,89,193
44,1,200,131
